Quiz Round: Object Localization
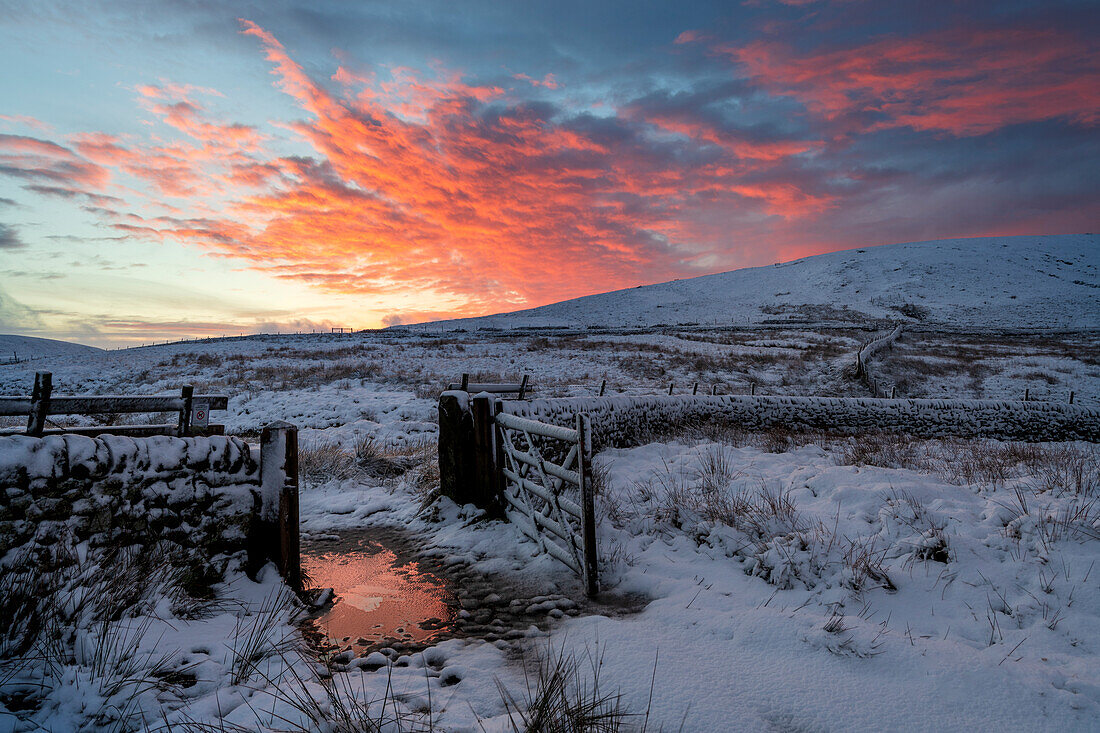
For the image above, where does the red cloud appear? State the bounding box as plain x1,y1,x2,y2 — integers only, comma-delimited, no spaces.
722,26,1100,136
146,19,825,311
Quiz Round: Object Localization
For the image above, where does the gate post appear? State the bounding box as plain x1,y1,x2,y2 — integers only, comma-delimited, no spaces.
576,413,599,597
471,394,504,517
251,421,301,590
492,398,507,510
439,390,476,506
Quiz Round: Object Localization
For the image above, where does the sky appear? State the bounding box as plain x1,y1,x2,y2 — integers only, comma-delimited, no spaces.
0,0,1097,347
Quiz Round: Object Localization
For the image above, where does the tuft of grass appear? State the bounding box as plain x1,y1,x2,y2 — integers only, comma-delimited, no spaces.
298,435,435,488
495,641,630,733
227,589,301,686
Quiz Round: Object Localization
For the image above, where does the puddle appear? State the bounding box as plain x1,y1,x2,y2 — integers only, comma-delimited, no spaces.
302,536,455,654
301,526,648,658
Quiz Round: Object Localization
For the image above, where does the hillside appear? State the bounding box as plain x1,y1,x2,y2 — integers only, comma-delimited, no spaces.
0,334,103,363
406,234,1099,331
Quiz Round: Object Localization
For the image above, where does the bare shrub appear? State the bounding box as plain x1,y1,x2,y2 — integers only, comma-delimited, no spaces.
834,436,1099,496
1026,444,1099,496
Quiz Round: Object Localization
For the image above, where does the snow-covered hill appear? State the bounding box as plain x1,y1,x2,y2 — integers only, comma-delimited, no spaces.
0,334,103,362
406,234,1099,331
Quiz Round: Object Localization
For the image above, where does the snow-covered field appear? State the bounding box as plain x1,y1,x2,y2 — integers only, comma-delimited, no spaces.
0,334,102,363
403,234,1099,331
2,235,1098,730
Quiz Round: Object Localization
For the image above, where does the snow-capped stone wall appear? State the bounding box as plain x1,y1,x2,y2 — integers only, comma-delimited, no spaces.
503,394,1100,450
0,433,259,563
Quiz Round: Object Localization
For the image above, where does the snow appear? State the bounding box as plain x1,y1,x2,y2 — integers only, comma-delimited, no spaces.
401,234,1099,331
559,440,1100,729
1,234,1098,730
0,334,102,362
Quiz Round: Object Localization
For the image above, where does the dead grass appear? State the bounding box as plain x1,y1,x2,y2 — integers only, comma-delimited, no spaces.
495,640,632,733
298,435,437,491
835,434,1098,493
0,537,224,726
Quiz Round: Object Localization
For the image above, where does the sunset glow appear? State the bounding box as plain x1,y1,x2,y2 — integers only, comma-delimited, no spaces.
1,2,1096,345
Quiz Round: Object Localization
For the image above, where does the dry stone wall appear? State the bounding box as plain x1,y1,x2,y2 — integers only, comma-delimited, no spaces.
0,434,259,573
502,394,1100,450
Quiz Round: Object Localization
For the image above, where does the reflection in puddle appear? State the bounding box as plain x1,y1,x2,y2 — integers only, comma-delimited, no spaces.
302,541,455,653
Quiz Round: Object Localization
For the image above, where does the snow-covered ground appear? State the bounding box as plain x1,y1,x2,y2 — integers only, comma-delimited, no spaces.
2,233,1098,730
1,326,1097,731
0,334,102,362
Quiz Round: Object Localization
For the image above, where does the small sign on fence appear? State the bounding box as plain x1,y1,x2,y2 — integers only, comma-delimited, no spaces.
192,402,209,428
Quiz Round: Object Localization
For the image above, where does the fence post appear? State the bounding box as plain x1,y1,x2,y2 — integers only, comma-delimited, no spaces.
668,382,674,395
576,413,599,597
27,371,52,437
177,385,194,437
598,379,606,397
692,382,699,395
252,421,301,590
518,374,529,400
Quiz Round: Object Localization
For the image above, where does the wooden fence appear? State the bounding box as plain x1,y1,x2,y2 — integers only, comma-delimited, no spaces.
0,371,228,437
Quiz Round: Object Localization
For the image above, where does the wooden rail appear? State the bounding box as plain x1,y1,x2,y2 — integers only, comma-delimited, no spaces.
447,373,531,398
0,371,228,437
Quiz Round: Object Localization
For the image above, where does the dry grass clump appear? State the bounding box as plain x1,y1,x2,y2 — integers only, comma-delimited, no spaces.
496,641,632,733
835,434,1098,492
298,435,438,491
635,453,838,591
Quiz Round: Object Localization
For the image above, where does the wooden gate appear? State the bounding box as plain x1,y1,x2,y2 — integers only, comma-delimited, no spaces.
494,409,599,596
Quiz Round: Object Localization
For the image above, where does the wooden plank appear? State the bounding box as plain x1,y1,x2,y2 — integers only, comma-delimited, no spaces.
0,424,178,438
502,466,582,519
502,442,581,487
495,411,578,442
0,393,229,415
61,394,226,413
446,382,534,394
0,397,32,416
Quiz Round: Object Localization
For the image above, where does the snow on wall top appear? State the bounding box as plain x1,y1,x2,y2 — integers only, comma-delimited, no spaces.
403,234,1099,331
502,394,1100,445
